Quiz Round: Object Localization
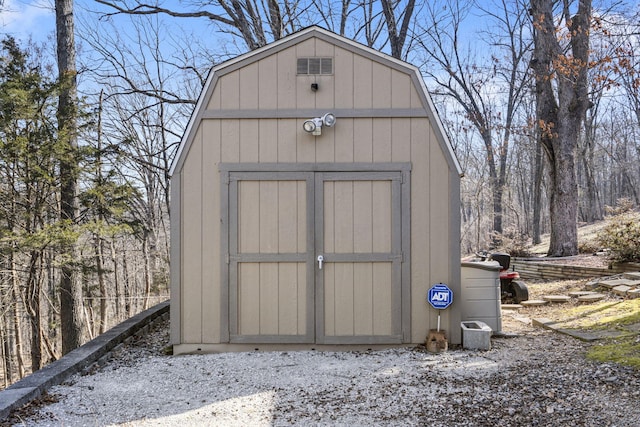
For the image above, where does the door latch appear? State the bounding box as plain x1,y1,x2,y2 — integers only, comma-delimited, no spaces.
317,255,324,270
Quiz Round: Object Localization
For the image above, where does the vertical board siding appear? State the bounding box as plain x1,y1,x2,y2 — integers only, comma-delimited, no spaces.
181,130,203,343
315,126,336,163
332,181,354,253
333,263,355,336
202,121,222,343
238,181,260,253
240,119,260,163
372,181,392,253
334,118,354,162
277,120,297,163
277,48,296,109
207,78,222,110
323,181,335,253
238,263,260,335
353,54,373,109
259,263,279,334
410,117,432,342
372,62,391,108
323,263,336,336
353,263,374,335
220,72,240,109
259,181,279,253
239,62,259,109
372,118,392,162
391,69,411,109
353,119,374,162
314,39,335,109
334,46,354,109
277,263,299,334
221,120,240,162
258,55,278,110
259,120,279,163
391,118,412,162
353,181,373,253
169,172,181,344
410,77,424,109
373,262,393,335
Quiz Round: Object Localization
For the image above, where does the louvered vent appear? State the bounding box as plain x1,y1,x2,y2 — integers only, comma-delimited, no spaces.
297,58,333,75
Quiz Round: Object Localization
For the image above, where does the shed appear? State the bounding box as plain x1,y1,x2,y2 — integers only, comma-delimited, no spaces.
169,26,463,354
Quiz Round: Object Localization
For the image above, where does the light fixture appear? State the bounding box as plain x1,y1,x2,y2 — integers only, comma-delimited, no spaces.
303,113,336,136
322,112,336,127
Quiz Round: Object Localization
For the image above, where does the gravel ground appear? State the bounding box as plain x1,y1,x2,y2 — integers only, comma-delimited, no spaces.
10,312,640,427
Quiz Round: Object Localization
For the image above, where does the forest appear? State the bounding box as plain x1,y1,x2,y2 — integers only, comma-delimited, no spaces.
0,0,639,387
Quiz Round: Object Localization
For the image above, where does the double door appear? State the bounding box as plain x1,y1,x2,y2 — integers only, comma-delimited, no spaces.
224,168,408,344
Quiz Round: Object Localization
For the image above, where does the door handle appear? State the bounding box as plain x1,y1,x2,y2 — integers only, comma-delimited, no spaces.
317,255,324,270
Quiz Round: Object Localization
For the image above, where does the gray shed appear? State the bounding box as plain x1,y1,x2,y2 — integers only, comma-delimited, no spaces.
169,27,463,353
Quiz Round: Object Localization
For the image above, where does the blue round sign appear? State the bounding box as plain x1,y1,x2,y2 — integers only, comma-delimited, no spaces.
428,283,453,309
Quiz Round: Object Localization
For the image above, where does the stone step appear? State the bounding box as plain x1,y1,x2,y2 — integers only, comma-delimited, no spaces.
628,289,640,299
501,304,523,310
521,299,549,307
623,271,640,280
577,293,606,303
568,291,598,297
543,295,572,303
613,285,633,296
598,278,635,289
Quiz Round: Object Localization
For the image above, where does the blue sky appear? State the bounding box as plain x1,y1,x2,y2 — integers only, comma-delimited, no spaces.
1,0,55,41
1,0,204,45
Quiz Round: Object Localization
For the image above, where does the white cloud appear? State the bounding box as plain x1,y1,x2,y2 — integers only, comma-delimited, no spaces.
0,0,55,42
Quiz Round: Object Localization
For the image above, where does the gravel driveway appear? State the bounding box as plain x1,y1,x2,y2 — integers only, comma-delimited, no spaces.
12,312,640,427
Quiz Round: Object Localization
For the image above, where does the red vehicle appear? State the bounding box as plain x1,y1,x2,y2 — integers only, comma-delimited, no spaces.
477,251,529,304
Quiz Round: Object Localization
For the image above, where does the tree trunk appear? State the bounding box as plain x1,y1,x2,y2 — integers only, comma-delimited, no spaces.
143,236,151,310
531,0,592,257
2,315,12,386
25,251,43,372
122,248,132,317
96,235,108,334
56,0,84,354
532,141,544,244
546,130,579,256
380,0,415,59
10,254,25,379
111,240,123,323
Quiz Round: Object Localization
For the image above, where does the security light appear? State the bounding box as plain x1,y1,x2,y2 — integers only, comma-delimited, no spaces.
322,113,336,127
303,113,337,136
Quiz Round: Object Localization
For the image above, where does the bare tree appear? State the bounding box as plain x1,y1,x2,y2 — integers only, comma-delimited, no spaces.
417,0,531,245
530,0,592,256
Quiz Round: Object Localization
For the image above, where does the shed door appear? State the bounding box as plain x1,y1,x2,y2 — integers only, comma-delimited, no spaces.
315,172,403,344
226,170,405,344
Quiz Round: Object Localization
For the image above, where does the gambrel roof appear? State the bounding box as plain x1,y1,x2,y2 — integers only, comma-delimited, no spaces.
170,26,462,177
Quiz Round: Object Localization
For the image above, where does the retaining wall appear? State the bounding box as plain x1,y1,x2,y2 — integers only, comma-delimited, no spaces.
511,258,640,280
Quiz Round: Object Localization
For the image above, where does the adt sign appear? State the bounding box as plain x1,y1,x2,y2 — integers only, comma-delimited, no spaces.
428,283,453,310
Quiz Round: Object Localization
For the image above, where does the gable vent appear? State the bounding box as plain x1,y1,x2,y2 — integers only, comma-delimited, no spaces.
297,57,333,75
